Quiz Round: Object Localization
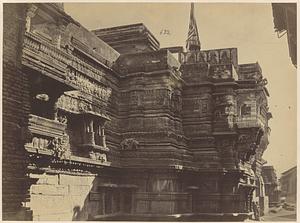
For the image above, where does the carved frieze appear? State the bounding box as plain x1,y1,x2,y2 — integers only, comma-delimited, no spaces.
180,48,237,66
70,51,107,82
27,133,71,159
66,68,112,101
56,91,110,118
128,89,175,109
22,33,112,100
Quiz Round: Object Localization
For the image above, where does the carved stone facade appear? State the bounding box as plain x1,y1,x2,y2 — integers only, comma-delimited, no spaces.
3,3,271,221
262,166,280,207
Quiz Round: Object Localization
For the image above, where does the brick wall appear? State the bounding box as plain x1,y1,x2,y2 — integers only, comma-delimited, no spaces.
3,3,32,220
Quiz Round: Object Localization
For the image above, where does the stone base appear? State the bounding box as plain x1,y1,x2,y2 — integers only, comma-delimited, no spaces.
91,212,253,221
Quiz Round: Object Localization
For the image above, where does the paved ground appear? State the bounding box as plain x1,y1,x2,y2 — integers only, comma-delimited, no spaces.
262,208,296,222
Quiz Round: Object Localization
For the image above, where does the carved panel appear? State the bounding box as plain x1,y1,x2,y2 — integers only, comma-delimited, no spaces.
56,91,110,118
209,65,232,79
128,89,175,109
180,48,238,66
22,33,113,99
26,133,71,159
66,68,111,101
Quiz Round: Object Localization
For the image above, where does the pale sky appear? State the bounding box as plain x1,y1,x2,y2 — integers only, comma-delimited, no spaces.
65,3,297,176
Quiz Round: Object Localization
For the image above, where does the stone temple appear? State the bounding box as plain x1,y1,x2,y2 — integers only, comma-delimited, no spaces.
3,3,272,221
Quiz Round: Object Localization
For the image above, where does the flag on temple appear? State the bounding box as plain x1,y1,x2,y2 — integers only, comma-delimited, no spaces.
186,3,201,51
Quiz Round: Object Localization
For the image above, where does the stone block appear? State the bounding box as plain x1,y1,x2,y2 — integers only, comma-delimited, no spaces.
33,211,73,221
30,194,72,213
136,200,149,213
31,184,68,195
69,185,91,196
59,174,95,186
151,201,174,214
30,173,59,185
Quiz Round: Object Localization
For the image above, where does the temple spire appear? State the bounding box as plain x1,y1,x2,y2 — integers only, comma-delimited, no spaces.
186,3,201,51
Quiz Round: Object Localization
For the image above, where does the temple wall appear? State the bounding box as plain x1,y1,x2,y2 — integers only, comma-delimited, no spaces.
116,50,190,169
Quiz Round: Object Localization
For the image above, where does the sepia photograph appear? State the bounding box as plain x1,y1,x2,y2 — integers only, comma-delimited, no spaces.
1,1,297,221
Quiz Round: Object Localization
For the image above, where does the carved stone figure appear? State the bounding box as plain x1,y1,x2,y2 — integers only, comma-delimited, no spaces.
57,115,68,124
209,51,218,64
97,153,107,162
25,5,38,32
48,136,68,159
238,134,249,144
220,50,230,64
89,151,107,162
120,138,139,150
244,143,257,161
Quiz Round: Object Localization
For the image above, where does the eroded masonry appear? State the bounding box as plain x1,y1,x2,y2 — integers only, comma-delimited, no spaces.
3,3,272,221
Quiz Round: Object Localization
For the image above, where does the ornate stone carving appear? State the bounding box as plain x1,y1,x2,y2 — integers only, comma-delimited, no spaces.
48,134,69,159
209,65,232,79
180,48,237,65
236,129,264,164
56,91,109,119
25,4,38,32
28,132,70,159
208,51,219,64
238,134,250,144
56,114,68,124
66,68,112,100
120,138,139,150
220,50,231,64
31,136,49,149
89,151,107,162
23,33,111,99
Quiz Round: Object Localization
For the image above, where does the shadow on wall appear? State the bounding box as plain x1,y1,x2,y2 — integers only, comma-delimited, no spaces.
73,205,82,220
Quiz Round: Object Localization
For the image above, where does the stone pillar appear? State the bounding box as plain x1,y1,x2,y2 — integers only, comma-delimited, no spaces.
85,118,95,145
101,126,106,148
